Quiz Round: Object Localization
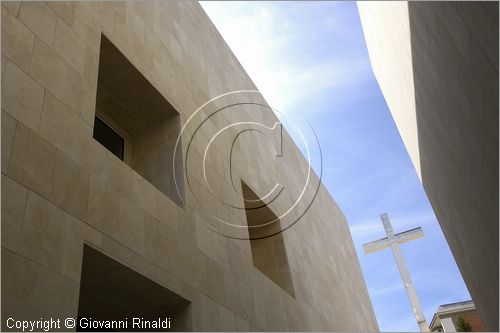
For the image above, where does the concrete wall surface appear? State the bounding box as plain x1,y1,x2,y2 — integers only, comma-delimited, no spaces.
1,1,379,331
358,2,498,331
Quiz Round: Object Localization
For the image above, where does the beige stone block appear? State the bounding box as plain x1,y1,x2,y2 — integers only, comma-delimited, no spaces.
2,2,21,16
218,305,236,331
61,65,96,125
7,123,56,197
141,258,183,297
134,2,159,32
112,14,138,63
131,171,156,217
86,175,120,237
1,249,79,327
60,218,101,281
82,43,99,86
87,2,115,36
1,111,17,172
39,91,92,160
237,279,255,322
79,137,108,179
1,55,5,79
211,232,229,269
49,150,90,220
227,240,253,286
235,315,250,331
135,39,155,77
124,2,145,42
156,190,180,233
117,196,145,255
143,214,170,270
17,191,67,273
1,175,28,252
100,235,144,274
45,1,76,26
53,17,86,75
18,2,57,46
197,293,221,331
191,251,209,294
167,231,193,283
194,214,213,257
72,4,101,47
1,60,45,133
1,9,35,72
107,2,126,22
29,37,68,98
223,271,242,314
99,150,133,197
253,291,269,329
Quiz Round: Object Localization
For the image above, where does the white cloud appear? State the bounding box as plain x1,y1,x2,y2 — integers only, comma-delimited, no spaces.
200,2,371,114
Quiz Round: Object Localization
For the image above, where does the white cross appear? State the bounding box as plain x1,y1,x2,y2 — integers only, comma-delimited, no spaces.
363,213,429,332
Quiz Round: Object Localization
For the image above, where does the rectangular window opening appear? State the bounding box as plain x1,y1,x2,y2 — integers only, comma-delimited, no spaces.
93,34,184,207
241,180,295,297
78,244,192,331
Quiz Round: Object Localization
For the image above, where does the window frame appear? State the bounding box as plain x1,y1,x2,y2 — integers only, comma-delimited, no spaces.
94,110,132,165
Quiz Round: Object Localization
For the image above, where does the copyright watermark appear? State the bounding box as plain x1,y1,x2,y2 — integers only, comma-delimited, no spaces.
173,90,322,239
5,317,70,332
5,317,172,331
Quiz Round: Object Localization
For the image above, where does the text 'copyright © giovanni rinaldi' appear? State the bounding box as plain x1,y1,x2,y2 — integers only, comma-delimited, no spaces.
6,317,172,331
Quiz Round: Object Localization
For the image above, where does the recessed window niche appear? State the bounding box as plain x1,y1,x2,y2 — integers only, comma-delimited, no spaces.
93,34,184,206
241,181,295,297
78,245,192,331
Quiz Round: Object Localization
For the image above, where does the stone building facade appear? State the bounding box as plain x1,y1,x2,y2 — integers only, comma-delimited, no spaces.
358,2,498,331
1,1,378,331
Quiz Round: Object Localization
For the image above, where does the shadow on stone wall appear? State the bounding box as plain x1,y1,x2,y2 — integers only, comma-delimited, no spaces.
408,2,498,330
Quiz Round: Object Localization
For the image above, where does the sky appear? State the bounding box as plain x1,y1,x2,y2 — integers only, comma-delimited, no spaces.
200,1,471,331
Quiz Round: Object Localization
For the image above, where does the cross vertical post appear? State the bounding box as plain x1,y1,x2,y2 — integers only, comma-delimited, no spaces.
363,213,429,332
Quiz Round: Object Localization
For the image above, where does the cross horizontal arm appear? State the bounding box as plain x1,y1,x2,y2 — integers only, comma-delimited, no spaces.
396,227,424,245
363,227,424,254
363,237,390,254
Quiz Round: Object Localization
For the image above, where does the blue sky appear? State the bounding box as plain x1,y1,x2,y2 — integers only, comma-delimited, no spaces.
200,2,471,331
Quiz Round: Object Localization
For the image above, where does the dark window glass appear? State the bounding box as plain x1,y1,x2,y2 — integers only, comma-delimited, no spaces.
93,116,124,160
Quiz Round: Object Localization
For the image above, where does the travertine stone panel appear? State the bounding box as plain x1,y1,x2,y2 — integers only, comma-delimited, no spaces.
29,37,68,100
39,92,92,161
1,60,45,133
17,191,68,274
155,188,181,233
2,2,21,17
61,65,96,125
1,175,28,252
1,55,5,79
143,213,170,270
18,2,57,46
86,174,120,237
1,249,80,331
53,18,87,75
117,196,145,255
45,2,76,26
49,150,90,220
7,123,56,197
131,117,184,206
1,8,34,72
1,111,17,172
71,5,101,49
130,171,157,217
